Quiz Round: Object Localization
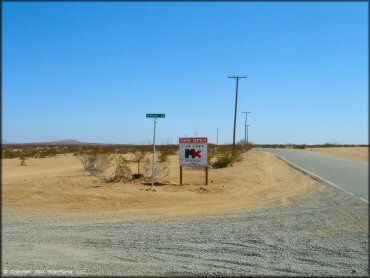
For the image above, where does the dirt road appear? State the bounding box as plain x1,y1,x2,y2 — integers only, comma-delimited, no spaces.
3,184,368,276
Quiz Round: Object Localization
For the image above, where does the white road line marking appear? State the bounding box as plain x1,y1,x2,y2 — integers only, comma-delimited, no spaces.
276,155,368,204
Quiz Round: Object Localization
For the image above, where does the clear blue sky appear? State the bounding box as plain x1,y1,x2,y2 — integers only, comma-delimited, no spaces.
3,2,368,145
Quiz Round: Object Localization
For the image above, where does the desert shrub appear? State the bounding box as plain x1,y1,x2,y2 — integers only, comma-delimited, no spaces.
19,157,26,166
211,152,240,168
106,156,132,182
157,145,177,155
2,148,21,159
158,151,168,162
133,150,148,174
142,158,170,181
134,151,148,161
218,145,243,159
208,144,217,160
132,173,144,179
211,156,234,168
211,145,244,168
156,145,177,163
31,148,58,158
292,145,306,149
78,154,112,176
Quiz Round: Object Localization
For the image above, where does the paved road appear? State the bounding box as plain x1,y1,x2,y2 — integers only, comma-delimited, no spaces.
257,148,368,202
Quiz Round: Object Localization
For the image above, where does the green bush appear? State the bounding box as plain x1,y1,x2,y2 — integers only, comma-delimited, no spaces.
210,144,249,168
211,156,234,168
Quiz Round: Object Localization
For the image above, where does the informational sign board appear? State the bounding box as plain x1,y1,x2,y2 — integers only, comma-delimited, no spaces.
179,138,208,167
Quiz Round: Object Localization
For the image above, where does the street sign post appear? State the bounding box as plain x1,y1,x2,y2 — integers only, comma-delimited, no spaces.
146,113,165,186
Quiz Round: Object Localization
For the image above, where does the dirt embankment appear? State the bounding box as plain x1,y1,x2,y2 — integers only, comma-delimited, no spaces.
306,147,368,162
2,150,324,220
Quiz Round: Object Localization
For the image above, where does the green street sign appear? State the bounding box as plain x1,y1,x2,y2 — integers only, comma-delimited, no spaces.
146,114,165,118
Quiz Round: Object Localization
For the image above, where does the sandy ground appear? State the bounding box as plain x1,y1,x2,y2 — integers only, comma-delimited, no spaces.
2,150,323,220
306,147,368,162
3,150,368,276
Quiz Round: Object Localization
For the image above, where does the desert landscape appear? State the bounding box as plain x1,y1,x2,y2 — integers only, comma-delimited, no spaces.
3,148,324,220
2,145,368,276
4,2,368,275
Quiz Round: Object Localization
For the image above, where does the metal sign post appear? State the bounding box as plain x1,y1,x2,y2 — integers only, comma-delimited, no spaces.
146,113,165,187
152,119,157,187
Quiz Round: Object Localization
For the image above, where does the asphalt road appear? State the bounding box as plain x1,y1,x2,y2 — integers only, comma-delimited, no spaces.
257,148,368,202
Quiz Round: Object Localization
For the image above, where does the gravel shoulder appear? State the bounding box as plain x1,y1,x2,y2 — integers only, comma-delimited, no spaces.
2,182,368,276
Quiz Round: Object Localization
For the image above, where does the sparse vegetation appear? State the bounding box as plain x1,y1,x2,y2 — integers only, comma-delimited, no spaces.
133,150,148,174
106,156,132,182
208,144,217,161
211,156,234,168
158,151,168,162
210,144,250,168
157,145,177,162
78,154,112,176
142,158,170,181
292,145,306,149
19,157,26,166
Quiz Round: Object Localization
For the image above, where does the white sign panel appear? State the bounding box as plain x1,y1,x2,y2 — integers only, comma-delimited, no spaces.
179,138,208,167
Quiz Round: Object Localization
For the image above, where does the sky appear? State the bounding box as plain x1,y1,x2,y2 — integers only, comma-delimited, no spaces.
3,2,368,145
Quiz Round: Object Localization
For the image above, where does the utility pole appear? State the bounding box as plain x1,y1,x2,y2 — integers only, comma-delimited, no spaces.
242,112,251,149
228,75,247,154
246,124,250,146
216,128,220,145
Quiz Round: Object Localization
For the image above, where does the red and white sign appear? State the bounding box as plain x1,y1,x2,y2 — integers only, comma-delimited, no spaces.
179,138,208,143
179,138,208,167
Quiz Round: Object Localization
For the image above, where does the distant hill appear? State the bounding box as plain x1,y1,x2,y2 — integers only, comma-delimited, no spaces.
4,139,84,145
49,139,83,145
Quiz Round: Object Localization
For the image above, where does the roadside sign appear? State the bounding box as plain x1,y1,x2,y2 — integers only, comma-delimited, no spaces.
146,114,165,118
179,138,208,167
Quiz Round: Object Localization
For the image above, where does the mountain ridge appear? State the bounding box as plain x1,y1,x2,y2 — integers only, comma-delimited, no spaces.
3,139,84,145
